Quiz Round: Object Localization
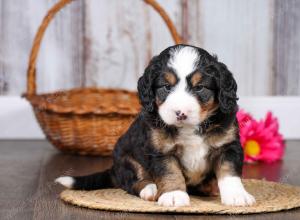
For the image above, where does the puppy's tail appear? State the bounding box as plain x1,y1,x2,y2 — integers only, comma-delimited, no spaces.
55,169,113,190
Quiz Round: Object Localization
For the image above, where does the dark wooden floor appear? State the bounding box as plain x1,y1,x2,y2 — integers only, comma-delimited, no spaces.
0,140,300,220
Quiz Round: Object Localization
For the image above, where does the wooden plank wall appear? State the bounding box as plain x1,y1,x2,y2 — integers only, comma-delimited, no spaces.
83,0,182,90
0,0,299,96
274,0,300,95
186,0,274,96
0,0,85,94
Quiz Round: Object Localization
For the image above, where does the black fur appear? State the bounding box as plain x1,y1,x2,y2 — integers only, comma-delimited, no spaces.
137,56,160,112
72,170,112,190
205,62,238,114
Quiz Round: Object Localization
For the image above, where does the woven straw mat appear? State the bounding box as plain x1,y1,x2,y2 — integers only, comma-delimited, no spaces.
60,179,300,214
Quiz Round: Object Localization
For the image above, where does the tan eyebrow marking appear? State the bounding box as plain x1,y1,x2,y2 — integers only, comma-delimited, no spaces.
191,71,202,87
164,72,177,86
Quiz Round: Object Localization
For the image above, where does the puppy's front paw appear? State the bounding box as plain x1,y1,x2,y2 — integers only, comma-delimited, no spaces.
219,176,255,206
221,188,255,206
157,190,190,207
139,184,157,201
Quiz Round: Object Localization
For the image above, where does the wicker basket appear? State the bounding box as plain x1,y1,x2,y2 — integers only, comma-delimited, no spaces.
23,0,182,156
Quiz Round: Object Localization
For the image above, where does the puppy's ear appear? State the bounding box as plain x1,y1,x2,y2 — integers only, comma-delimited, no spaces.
137,56,159,112
206,62,238,114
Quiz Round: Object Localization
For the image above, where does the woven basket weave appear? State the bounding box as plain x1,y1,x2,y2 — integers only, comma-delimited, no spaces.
23,0,182,155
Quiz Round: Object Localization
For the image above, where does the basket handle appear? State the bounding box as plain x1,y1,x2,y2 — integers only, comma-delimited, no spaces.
26,0,182,96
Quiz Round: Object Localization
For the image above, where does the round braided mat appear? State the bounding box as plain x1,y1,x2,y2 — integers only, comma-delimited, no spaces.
60,179,300,214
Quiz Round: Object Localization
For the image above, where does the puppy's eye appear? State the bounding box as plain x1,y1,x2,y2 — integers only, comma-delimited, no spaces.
164,85,172,92
194,85,204,92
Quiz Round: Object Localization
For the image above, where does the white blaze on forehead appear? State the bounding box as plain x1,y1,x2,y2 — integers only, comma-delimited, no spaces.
158,46,201,126
168,46,199,78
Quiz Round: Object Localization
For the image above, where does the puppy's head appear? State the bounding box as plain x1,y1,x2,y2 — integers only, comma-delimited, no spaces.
138,45,238,127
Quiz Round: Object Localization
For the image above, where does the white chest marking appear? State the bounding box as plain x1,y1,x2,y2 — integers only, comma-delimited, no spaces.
176,127,209,185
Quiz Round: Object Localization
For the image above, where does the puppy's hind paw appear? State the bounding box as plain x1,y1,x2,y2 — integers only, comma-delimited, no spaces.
139,184,157,201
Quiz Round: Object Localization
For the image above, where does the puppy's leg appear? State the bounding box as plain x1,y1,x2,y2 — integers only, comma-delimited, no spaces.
152,156,190,207
116,156,157,201
215,143,255,206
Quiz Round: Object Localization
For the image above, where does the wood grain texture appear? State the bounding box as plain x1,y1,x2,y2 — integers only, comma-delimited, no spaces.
274,0,300,95
28,0,85,94
1,140,300,219
187,0,274,96
0,1,6,94
0,0,85,95
0,0,31,95
0,0,300,96
83,0,181,90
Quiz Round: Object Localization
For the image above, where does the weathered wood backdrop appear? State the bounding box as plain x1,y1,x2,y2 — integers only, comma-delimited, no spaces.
0,0,299,96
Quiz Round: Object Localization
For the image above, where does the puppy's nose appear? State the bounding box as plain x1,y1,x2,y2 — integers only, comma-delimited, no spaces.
175,110,188,121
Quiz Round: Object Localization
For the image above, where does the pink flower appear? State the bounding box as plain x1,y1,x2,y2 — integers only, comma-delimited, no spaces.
237,110,285,163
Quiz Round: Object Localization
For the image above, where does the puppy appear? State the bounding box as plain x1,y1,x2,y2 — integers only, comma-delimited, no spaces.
55,45,255,207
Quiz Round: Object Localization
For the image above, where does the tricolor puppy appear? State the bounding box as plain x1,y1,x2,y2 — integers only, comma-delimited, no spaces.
56,45,255,207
